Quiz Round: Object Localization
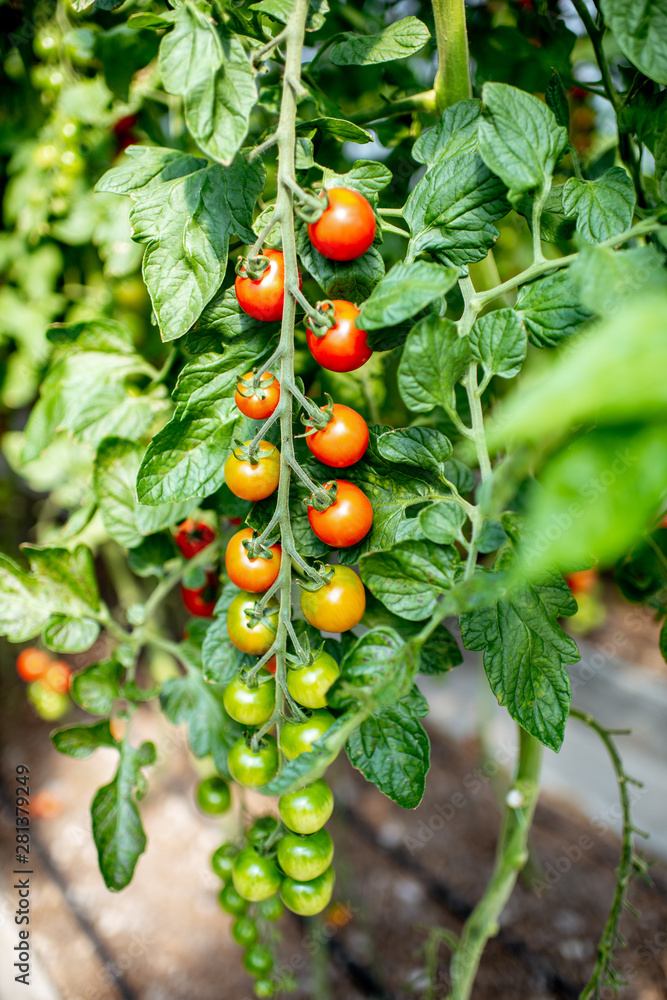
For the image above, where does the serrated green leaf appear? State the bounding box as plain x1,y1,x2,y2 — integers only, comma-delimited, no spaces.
377,427,452,471
92,740,156,890
477,519,508,554
71,661,124,716
173,337,278,411
412,99,481,166
569,244,667,316
296,222,384,300
298,118,372,143
52,721,117,759
131,156,265,342
360,540,459,620
43,614,100,653
94,437,196,546
136,401,239,504
323,159,393,200
0,545,100,643
600,0,667,85
188,285,281,353
398,314,471,413
405,150,509,268
479,83,568,202
159,5,256,164
346,699,430,808
418,502,467,545
561,167,635,243
96,145,206,196
360,595,462,675
357,262,458,330
460,570,578,752
515,268,591,348
160,670,240,778
470,308,526,379
250,0,328,31
329,16,429,66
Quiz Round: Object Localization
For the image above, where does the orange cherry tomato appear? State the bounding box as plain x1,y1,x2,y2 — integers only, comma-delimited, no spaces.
235,372,280,420
16,648,51,683
300,566,366,633
43,661,72,695
225,528,282,593
265,655,277,675
306,404,369,468
235,249,301,322
227,592,279,656
224,441,280,502
565,569,599,594
307,480,373,548
307,187,376,261
306,300,372,373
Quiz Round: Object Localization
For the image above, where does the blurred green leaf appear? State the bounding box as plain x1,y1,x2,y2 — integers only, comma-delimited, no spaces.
600,0,667,84
329,17,429,66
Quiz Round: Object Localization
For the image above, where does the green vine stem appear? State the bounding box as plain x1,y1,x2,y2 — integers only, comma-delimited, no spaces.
569,708,649,999
431,0,472,111
446,727,543,1000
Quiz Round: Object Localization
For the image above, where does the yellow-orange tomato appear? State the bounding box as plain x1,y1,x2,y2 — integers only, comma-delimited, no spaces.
300,566,366,633
225,528,282,593
224,441,280,501
235,372,280,420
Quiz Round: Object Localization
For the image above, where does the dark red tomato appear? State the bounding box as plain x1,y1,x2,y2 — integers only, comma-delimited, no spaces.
225,528,282,593
265,654,277,675
307,187,376,261
307,480,373,548
565,569,598,594
235,371,280,420
306,300,372,373
181,570,218,617
16,648,50,683
175,518,216,559
235,249,301,323
306,404,369,468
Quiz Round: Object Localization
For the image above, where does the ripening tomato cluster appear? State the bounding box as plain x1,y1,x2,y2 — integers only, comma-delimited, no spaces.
16,648,72,721
175,518,219,617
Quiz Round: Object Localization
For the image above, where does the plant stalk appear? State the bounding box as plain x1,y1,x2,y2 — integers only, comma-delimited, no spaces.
431,0,472,112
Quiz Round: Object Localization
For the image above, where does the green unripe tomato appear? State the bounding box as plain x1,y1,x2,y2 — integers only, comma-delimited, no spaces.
255,894,285,921
211,842,239,882
228,736,279,788
247,815,279,848
254,979,275,999
279,710,335,761
277,828,334,881
33,31,60,60
232,847,281,901
280,865,335,916
27,681,69,721
32,144,59,170
232,915,258,947
223,672,275,726
286,651,339,709
196,775,231,814
243,943,274,977
219,883,247,916
63,27,97,67
279,780,334,835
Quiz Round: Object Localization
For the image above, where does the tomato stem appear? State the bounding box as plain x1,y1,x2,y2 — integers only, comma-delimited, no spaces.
431,0,472,113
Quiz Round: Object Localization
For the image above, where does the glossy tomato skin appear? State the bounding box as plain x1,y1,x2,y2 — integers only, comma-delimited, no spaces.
233,846,281,901
235,372,280,420
235,249,301,322
16,648,50,683
244,945,274,977
219,883,248,916
223,671,276,726
279,780,334,834
280,865,335,916
227,736,280,787
227,591,279,656
307,187,376,261
232,915,258,947
181,570,218,617
277,828,334,881
256,894,285,921
225,528,282,593
175,518,216,559
212,843,239,882
300,566,366,633
196,775,232,814
307,480,373,548
279,710,335,761
265,654,277,675
306,300,372,373
306,404,369,467
224,441,280,502
286,652,339,709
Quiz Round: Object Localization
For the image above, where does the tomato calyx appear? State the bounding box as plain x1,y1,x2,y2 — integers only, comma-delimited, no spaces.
293,186,328,225
236,370,278,401
305,480,338,513
307,299,337,338
235,252,270,281
243,598,279,633
231,438,277,468
298,561,335,594
301,393,335,433
242,529,280,562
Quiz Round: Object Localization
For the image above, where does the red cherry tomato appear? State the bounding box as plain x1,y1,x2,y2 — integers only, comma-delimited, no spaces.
235,249,301,322
306,300,372,373
306,404,369,468
16,648,50,683
265,654,277,675
565,569,599,594
175,519,216,559
225,528,282,593
307,187,376,261
235,372,280,420
181,570,218,617
308,480,373,548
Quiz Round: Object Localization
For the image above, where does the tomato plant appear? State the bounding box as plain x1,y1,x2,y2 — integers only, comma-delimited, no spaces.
3,0,667,996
